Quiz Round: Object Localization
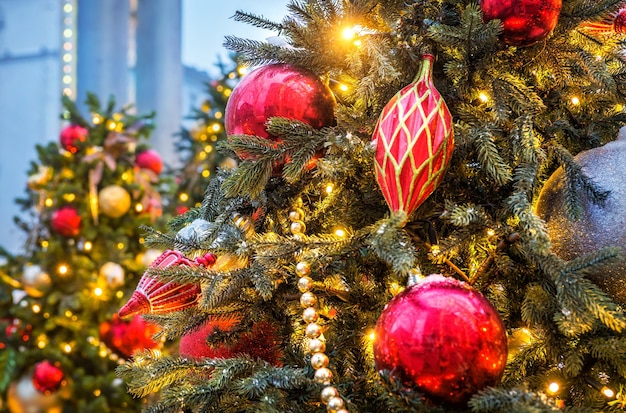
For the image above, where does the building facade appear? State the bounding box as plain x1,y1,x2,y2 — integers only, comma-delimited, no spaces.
0,0,210,252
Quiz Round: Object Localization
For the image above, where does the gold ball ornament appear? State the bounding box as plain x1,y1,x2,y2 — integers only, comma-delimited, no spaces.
99,262,125,288
98,185,131,218
7,373,64,413
536,127,626,303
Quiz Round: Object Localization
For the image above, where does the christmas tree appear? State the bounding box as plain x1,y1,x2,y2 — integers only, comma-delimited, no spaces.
0,94,173,412
173,54,243,213
118,1,626,412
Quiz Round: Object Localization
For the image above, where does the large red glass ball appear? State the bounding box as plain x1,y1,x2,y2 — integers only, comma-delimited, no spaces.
225,63,336,141
50,206,81,237
32,361,64,394
481,0,562,46
59,124,88,154
99,314,159,359
373,274,508,405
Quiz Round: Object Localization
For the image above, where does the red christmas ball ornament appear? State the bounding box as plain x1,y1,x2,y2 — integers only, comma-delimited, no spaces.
224,63,336,167
99,314,160,359
179,317,282,366
50,206,81,237
59,124,88,153
372,54,454,220
481,0,562,46
373,274,508,405
118,250,215,318
32,360,65,394
135,149,164,175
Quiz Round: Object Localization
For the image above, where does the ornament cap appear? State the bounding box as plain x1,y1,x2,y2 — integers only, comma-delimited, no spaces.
118,290,151,318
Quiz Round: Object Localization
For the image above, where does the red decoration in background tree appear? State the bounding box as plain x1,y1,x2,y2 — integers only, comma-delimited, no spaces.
373,274,508,405
135,149,164,175
59,124,88,154
118,250,216,318
481,0,562,46
372,54,454,220
179,316,282,366
32,361,65,394
99,314,159,359
224,63,336,169
50,206,81,237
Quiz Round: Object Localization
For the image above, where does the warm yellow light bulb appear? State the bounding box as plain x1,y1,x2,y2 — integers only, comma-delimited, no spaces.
211,123,221,132
486,228,496,237
571,97,580,105
58,264,69,275
334,228,346,238
45,198,54,207
368,331,376,342
342,26,357,40
93,389,101,397
201,169,211,178
204,145,213,153
548,382,559,394
602,387,615,398
83,241,92,251
325,183,334,194
117,242,125,250
92,114,102,124
179,192,189,202
339,83,349,92
63,4,72,12
116,291,124,299
41,240,49,248
94,287,103,297
215,111,223,119
479,92,489,103
32,304,41,313
106,120,116,130
237,66,248,76
63,343,72,353
135,203,143,213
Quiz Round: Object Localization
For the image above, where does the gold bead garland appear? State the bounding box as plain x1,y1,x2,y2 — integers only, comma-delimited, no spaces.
290,205,350,413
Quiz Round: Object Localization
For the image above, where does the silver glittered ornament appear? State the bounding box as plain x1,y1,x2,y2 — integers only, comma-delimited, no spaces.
536,127,626,303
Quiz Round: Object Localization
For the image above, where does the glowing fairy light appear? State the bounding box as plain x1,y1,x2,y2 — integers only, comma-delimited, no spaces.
325,183,334,194
479,92,489,103
571,96,580,105
547,382,560,394
342,26,358,41
58,264,69,276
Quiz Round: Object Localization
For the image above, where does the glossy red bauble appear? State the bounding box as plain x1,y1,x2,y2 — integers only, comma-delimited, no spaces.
135,149,164,175
32,361,64,394
50,206,81,237
225,63,336,169
59,124,88,153
481,0,562,46
99,314,159,359
373,275,508,405
179,318,282,366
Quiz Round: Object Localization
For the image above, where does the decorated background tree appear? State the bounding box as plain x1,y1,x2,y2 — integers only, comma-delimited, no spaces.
0,94,173,412
119,1,626,412
173,54,243,213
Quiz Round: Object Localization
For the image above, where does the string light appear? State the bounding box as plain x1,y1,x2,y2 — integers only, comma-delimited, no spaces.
547,381,560,394
339,83,349,92
117,242,125,250
486,228,496,237
62,342,73,353
83,241,93,251
201,170,211,178
57,264,69,276
325,183,334,194
61,0,76,97
334,228,347,238
94,287,103,297
479,92,490,103
602,386,615,398
45,198,54,207
32,304,41,313
571,96,580,105
135,203,144,213
179,193,189,202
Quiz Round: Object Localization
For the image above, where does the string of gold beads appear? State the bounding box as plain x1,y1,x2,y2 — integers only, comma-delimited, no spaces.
290,205,350,413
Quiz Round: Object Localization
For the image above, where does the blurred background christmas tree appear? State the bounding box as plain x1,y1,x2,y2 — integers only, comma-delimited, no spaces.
0,94,174,412
172,54,243,214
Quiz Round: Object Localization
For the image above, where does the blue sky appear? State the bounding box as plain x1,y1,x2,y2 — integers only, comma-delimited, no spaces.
182,1,289,75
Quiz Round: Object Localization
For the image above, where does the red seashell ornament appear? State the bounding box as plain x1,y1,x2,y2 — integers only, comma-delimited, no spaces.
372,54,454,221
481,0,562,46
581,6,626,34
373,274,508,405
59,124,88,153
50,206,81,237
118,250,216,318
32,361,65,394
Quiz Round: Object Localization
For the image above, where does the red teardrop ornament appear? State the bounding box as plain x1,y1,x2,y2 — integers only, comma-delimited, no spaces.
372,54,454,220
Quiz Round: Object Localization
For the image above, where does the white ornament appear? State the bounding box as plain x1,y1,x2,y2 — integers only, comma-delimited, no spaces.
99,262,125,288
176,219,212,242
21,265,51,293
141,249,162,267
7,373,62,413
